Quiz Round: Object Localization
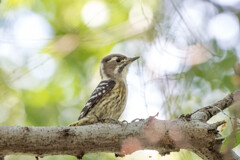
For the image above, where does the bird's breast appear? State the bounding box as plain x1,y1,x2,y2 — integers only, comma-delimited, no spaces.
98,82,127,119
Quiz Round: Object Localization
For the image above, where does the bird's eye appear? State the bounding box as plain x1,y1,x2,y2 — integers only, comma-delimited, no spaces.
116,58,121,63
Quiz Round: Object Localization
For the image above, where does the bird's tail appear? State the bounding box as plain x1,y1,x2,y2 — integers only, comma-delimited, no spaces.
68,116,98,126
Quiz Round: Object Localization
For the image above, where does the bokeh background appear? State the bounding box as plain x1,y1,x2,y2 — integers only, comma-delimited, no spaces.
1,0,240,159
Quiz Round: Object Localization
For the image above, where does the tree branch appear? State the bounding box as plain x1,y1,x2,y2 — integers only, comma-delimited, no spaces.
190,91,240,122
0,119,225,159
1,91,240,160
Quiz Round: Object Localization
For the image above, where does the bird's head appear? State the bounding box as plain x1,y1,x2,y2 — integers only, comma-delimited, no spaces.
100,54,139,80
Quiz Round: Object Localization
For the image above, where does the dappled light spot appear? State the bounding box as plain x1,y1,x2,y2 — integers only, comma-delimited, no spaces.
185,44,211,66
144,118,165,144
182,0,217,29
0,9,53,67
121,137,143,156
166,0,218,45
212,0,240,8
13,9,53,51
207,12,239,48
145,39,186,75
81,1,110,28
27,53,57,81
10,53,57,90
53,34,79,56
129,3,153,31
169,126,189,148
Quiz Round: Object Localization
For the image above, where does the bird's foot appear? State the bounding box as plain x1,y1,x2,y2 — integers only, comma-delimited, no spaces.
100,118,128,126
119,120,128,129
131,118,144,123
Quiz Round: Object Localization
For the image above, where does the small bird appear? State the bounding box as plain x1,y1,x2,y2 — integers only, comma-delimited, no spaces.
69,54,139,126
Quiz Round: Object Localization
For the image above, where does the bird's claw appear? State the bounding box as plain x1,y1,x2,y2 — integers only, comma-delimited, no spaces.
131,118,144,123
99,118,128,127
119,120,128,127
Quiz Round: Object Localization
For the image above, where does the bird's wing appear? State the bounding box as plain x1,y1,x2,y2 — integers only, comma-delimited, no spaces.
78,79,116,120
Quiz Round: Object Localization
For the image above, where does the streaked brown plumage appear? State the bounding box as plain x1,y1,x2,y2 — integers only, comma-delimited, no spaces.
69,54,139,126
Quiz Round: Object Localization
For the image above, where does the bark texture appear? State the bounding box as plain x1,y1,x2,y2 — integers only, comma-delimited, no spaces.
0,91,240,160
0,119,230,159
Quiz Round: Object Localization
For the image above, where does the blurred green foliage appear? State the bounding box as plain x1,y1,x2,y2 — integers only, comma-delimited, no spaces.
1,0,240,160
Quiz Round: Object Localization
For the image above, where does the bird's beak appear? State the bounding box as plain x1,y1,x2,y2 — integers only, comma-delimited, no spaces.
128,56,140,63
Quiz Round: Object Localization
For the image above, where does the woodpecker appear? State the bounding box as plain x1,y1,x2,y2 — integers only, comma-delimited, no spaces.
69,54,139,126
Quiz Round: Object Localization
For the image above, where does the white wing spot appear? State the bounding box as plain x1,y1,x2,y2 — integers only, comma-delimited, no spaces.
85,102,91,106
97,86,105,90
99,83,107,86
91,95,97,99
